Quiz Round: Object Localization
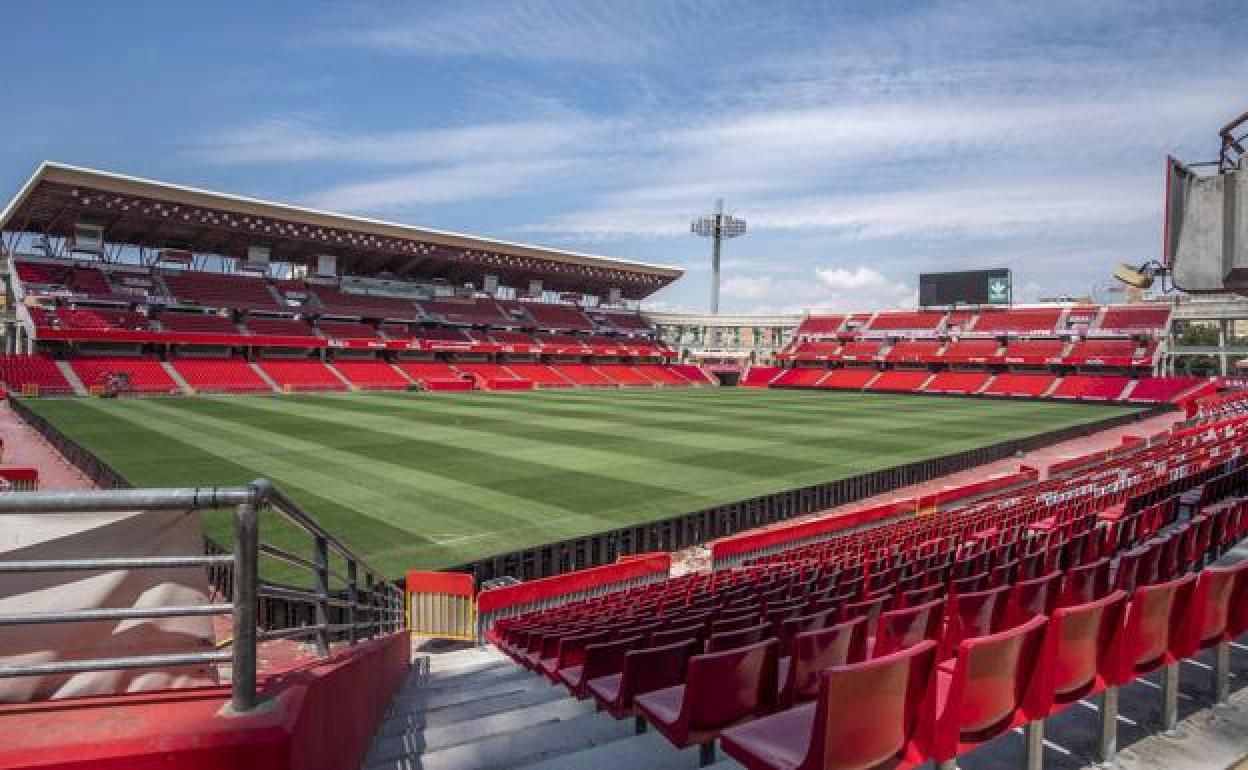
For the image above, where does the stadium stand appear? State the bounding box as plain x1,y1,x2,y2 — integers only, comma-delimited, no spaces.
521,302,596,331
1127,376,1205,403
394,360,472,390
884,340,942,363
670,364,713,384
552,363,616,386
867,311,944,331
170,356,272,393
486,414,1248,770
162,270,281,312
244,317,317,337
972,307,1062,333
789,341,841,359
815,368,877,390
311,285,421,319
922,371,992,394
773,368,828,387
980,373,1057,397
940,338,1000,362
1065,338,1138,364
420,299,510,325
257,358,348,391
1099,304,1171,331
836,340,883,361
740,366,784,387
490,330,539,345
158,312,239,334
596,312,653,332
318,320,379,339
1001,338,1065,363
69,356,179,393
331,359,410,389
866,370,930,392
794,315,844,337
55,307,149,330
1050,375,1131,400
634,364,690,386
595,364,656,386
0,354,74,394
505,362,575,387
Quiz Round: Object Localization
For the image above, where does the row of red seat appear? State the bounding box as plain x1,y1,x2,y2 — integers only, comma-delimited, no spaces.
770,369,1204,403
787,338,1158,366
491,415,1248,767
794,304,1171,337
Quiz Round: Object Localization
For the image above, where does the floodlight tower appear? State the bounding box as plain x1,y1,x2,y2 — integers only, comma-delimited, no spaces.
691,199,746,315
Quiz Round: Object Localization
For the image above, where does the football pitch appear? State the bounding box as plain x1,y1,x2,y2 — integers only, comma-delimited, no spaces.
24,389,1141,575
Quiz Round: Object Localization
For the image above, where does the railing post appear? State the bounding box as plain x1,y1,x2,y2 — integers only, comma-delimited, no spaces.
347,560,359,645
365,573,376,640
313,535,330,657
231,500,259,712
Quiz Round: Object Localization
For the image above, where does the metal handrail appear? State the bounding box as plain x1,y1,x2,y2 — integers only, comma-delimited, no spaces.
0,479,406,711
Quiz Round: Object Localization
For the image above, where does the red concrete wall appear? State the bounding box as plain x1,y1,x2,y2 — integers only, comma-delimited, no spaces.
0,632,410,770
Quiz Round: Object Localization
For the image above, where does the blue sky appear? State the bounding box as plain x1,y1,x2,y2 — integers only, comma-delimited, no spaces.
1,1,1243,314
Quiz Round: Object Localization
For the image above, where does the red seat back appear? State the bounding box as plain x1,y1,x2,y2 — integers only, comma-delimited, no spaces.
1041,591,1126,713
620,638,701,706
942,585,1008,657
1007,571,1061,625
686,638,780,731
874,598,943,658
1062,557,1111,605
1117,572,1196,681
785,616,867,704
706,622,771,653
1181,563,1248,655
933,615,1047,760
808,640,938,770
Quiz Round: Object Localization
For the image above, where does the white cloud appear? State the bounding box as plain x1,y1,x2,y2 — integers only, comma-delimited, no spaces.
307,159,575,211
716,266,915,314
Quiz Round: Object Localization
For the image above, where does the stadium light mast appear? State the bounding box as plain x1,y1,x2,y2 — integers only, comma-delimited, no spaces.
691,198,746,315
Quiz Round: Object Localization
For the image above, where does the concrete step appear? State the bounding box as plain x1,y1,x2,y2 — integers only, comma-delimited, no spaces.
369,694,596,764
397,664,533,698
377,683,572,736
364,708,635,770
515,729,719,770
55,360,87,396
388,670,553,713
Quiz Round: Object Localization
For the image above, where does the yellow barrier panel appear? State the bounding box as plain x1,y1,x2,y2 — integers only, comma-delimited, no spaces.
406,570,475,642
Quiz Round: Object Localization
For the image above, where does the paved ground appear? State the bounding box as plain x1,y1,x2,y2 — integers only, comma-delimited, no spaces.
0,401,95,490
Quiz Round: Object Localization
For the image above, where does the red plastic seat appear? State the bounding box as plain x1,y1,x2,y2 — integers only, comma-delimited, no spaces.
872,598,944,658
707,622,772,654
1006,571,1062,626
1061,557,1112,605
541,630,610,683
778,616,867,707
939,585,1009,659
929,615,1048,766
651,623,706,646
711,612,760,635
1036,591,1127,720
560,635,641,697
1115,573,1196,684
635,638,780,765
587,637,701,718
722,640,938,770
776,609,835,656
1177,563,1248,703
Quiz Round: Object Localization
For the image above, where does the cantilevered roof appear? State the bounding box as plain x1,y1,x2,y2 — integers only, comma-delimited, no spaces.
0,162,683,300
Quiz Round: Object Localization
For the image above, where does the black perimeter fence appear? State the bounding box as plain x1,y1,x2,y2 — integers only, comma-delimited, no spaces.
11,395,1171,585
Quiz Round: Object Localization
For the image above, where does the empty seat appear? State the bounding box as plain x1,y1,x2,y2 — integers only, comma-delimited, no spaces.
872,598,943,658
635,638,780,765
778,617,867,707
587,638,701,719
722,640,938,770
928,615,1048,767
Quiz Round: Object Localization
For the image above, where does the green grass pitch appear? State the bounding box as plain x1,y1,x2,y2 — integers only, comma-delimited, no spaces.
23,389,1141,576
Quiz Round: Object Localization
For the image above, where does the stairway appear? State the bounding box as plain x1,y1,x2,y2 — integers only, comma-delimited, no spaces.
54,361,88,396
160,361,194,394
361,645,744,770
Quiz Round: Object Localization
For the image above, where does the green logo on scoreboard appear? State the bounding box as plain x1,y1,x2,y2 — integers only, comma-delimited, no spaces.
987,275,1010,304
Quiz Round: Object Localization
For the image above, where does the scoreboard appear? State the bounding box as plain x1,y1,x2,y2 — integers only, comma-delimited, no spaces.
919,268,1011,307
